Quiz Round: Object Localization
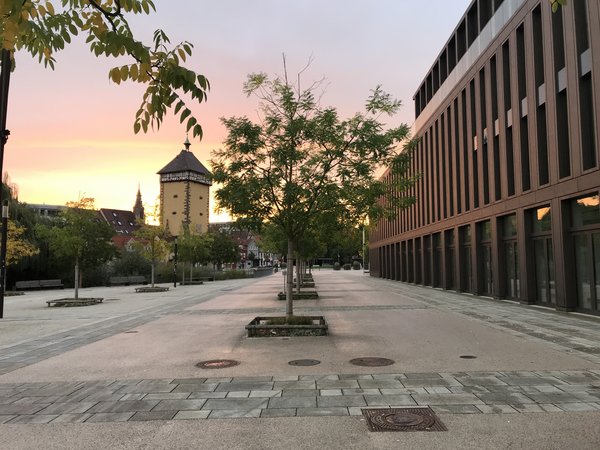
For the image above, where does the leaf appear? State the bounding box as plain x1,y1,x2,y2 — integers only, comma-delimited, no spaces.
180,108,191,123
109,68,121,84
186,116,197,131
134,121,141,134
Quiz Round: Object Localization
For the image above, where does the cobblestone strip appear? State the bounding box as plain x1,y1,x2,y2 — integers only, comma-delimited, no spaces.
0,370,598,423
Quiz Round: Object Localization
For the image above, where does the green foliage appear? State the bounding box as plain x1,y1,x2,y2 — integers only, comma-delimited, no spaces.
333,262,341,271
133,221,169,285
343,263,351,270
109,249,151,277
1,0,208,138
209,230,240,270
352,260,361,270
550,0,567,13
5,220,39,266
177,229,212,266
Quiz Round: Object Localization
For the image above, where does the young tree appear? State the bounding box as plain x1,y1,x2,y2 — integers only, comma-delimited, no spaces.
6,221,39,265
212,64,417,316
177,229,212,280
133,222,168,287
1,0,208,137
209,230,239,271
35,197,115,299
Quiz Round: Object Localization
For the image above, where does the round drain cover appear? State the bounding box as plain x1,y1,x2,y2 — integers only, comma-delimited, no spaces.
349,357,395,367
288,359,321,366
196,359,240,369
459,355,477,359
371,410,435,431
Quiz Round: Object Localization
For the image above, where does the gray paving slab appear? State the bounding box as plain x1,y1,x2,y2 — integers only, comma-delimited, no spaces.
317,395,366,407
260,408,296,417
6,414,58,424
412,393,485,405
172,410,211,420
85,412,134,423
36,401,97,415
364,394,417,406
202,398,268,410
86,400,159,413
268,396,316,409
208,408,262,419
50,413,93,423
296,407,349,416
153,399,207,411
129,410,177,421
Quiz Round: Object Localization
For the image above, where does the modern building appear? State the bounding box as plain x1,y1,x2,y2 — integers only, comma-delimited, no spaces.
370,0,600,316
158,138,212,236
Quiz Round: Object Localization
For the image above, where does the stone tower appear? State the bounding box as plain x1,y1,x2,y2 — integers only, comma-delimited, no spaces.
157,137,212,236
133,184,145,222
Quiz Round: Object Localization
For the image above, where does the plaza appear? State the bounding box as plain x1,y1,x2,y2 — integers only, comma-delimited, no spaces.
0,270,598,449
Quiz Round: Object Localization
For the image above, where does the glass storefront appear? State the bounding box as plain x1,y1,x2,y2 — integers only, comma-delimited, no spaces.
502,214,519,299
531,206,555,305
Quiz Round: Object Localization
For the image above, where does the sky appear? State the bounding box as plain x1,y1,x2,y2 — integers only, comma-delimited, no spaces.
5,0,471,222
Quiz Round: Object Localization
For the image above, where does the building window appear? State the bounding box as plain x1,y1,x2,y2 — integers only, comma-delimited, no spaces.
460,225,472,292
571,195,600,312
502,214,519,300
478,220,493,295
531,206,555,305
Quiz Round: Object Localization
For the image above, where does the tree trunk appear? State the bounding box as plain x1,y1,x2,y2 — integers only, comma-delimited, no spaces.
286,239,294,317
295,257,301,294
151,261,155,287
74,256,79,300
190,263,193,281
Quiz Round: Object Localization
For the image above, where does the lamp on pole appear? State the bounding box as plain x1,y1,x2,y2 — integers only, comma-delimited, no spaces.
0,49,13,319
173,236,178,288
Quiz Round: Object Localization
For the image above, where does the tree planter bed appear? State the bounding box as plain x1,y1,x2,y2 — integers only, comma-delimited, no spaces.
46,298,103,307
135,286,169,293
246,316,328,337
277,290,319,300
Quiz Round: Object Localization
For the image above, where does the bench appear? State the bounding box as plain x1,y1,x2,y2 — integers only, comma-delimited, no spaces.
180,280,204,285
134,286,169,293
16,279,64,291
108,276,147,286
198,276,214,282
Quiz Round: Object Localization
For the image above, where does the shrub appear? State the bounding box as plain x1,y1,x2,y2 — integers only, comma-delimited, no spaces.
352,261,361,270
343,263,351,270
333,262,341,271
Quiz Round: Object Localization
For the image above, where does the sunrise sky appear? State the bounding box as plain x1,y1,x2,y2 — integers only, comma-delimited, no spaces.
5,0,471,222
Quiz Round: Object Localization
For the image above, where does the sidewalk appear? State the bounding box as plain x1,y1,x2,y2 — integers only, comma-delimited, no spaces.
0,271,598,449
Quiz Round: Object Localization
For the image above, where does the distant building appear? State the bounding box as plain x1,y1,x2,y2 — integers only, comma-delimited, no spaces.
370,0,600,316
26,203,65,218
209,222,277,268
99,186,145,248
158,138,211,236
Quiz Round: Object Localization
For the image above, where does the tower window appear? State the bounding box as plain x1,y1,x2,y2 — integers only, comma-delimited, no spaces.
173,194,178,198
172,211,177,215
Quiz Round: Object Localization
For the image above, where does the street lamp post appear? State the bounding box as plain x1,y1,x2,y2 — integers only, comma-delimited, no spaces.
0,200,8,318
173,237,178,288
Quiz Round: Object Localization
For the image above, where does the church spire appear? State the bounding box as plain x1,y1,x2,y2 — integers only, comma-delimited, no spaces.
133,184,145,221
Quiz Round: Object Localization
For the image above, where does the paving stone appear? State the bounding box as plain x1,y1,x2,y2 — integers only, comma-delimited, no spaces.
358,380,404,389
260,408,296,418
188,391,227,399
7,414,58,424
380,388,427,395
371,374,404,380
120,393,146,401
281,389,319,397
172,383,218,393
115,384,175,394
268,397,316,409
431,404,482,414
348,406,388,416
474,392,535,405
297,407,349,417
402,378,462,388
425,387,452,394
511,404,546,413
232,376,274,382
475,404,519,414
555,402,600,412
342,389,380,396
299,375,339,381
532,385,564,393
272,375,299,382
171,378,206,384
317,396,366,407
215,382,273,392
203,398,268,411
0,415,16,423
496,376,564,386
404,372,443,379
208,409,262,419
173,410,211,420
50,413,94,423
413,393,484,406
37,401,97,415
449,386,490,394
339,374,373,381
273,381,316,390
526,392,598,404
249,390,282,398
130,410,177,421
204,378,233,383
320,389,342,396
227,391,250,398
364,395,416,406
86,412,134,423
153,399,207,411
87,400,159,414
144,393,190,400
0,403,48,415
456,377,507,386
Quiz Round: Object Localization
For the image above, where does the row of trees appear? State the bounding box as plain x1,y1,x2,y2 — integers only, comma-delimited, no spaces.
0,193,241,296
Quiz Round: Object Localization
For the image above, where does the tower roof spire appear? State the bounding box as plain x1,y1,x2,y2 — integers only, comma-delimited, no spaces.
184,135,191,151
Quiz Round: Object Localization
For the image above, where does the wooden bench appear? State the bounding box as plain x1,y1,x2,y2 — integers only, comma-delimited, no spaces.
198,276,214,282
16,279,64,290
108,276,147,286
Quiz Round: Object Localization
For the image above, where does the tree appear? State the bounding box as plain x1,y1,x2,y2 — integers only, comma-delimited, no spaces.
1,0,208,137
133,222,168,287
209,230,239,271
177,228,212,280
35,197,115,299
6,220,39,266
212,63,417,316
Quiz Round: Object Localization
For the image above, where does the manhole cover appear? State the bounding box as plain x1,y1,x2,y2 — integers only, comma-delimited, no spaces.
195,359,240,369
288,359,321,366
349,357,395,367
459,355,477,359
362,408,447,432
